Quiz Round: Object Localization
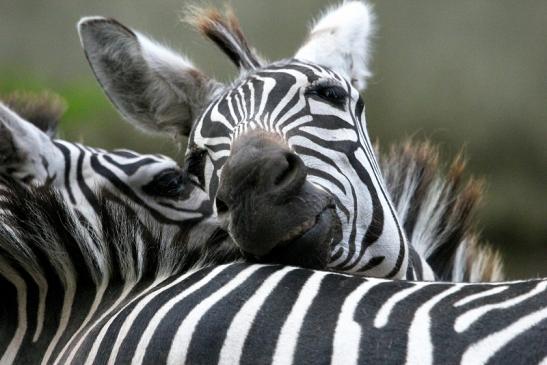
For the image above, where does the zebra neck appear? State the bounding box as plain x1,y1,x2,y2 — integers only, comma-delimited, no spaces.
0,179,242,362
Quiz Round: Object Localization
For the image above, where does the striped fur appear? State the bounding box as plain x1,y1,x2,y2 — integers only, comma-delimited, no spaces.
182,5,503,282
77,2,506,281
0,94,211,230
187,60,432,278
78,7,431,279
2,91,502,282
0,181,542,364
3,1,541,363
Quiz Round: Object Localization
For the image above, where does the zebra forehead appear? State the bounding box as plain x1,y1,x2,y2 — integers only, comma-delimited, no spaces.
208,62,353,109
250,60,343,81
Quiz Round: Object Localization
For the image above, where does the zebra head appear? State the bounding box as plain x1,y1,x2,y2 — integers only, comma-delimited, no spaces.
78,1,415,277
0,93,210,226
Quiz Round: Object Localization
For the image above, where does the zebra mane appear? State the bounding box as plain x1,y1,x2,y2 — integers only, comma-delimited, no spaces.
378,140,504,282
184,5,264,70
0,176,239,289
2,91,66,138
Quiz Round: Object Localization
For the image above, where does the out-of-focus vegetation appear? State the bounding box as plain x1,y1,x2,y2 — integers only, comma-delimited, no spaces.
1,0,545,278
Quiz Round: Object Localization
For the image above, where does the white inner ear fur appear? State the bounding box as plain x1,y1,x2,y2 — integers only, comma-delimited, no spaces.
294,1,375,91
136,32,196,74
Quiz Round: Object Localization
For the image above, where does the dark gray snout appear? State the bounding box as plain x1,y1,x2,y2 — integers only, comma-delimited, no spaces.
216,130,340,269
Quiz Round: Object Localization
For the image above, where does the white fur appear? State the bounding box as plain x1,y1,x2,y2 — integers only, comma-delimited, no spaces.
295,1,375,90
461,306,547,365
272,272,327,365
406,284,464,365
76,16,107,46
219,266,296,364
136,31,196,73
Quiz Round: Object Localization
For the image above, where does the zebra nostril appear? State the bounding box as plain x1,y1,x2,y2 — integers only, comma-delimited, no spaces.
273,152,304,189
215,197,229,214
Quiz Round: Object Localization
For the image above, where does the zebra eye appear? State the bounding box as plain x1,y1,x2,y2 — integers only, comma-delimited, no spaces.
305,80,348,108
142,168,186,198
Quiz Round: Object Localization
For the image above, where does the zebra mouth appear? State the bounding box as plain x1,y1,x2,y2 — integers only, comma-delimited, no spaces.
279,205,335,244
251,203,341,269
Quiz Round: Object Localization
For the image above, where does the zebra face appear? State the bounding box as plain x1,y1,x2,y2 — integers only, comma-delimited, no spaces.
54,144,212,225
0,96,212,227
187,60,399,272
79,1,410,276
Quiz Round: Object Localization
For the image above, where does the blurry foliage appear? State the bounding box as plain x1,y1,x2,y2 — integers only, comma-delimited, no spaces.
0,0,545,278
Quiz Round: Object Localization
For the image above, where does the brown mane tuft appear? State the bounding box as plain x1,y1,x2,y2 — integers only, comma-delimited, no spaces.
2,91,66,137
184,5,263,70
378,139,504,282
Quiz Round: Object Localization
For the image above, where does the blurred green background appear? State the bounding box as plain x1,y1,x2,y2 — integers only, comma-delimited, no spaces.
0,0,545,279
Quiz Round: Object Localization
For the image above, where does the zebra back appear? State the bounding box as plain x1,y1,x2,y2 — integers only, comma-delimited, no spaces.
0,176,542,365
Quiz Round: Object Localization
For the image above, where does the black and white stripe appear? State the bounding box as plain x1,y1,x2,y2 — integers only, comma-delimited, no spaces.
77,4,433,279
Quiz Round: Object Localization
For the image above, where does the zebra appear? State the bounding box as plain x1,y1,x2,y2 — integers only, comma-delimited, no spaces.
0,90,500,283
0,181,543,364
2,1,542,364
0,91,211,229
75,1,502,281
0,90,506,363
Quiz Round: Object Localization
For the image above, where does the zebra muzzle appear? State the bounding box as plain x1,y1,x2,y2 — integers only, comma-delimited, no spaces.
216,130,342,269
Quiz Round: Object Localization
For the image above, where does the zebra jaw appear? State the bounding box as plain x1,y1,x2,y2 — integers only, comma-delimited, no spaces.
239,203,342,270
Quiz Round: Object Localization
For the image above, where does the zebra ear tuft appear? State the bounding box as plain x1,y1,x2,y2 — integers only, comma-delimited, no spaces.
78,16,222,138
0,102,55,169
294,1,375,91
2,91,66,138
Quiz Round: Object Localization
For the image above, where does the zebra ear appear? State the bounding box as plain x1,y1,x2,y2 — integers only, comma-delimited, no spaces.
78,17,222,138
294,1,375,91
0,103,57,177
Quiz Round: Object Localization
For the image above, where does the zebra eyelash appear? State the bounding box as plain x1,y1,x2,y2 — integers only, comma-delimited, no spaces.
184,146,208,188
305,79,349,109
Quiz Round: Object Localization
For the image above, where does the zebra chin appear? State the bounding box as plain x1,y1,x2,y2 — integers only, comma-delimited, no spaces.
239,203,342,270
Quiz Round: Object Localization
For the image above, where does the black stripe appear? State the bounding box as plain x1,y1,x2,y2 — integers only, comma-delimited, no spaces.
53,141,76,205
103,154,160,176
240,268,314,364
90,154,188,225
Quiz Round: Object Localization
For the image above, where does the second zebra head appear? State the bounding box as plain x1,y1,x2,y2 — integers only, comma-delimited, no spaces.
0,92,211,227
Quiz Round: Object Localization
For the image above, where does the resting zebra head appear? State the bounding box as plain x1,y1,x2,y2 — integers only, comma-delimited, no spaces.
0,92,211,226
78,2,431,278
